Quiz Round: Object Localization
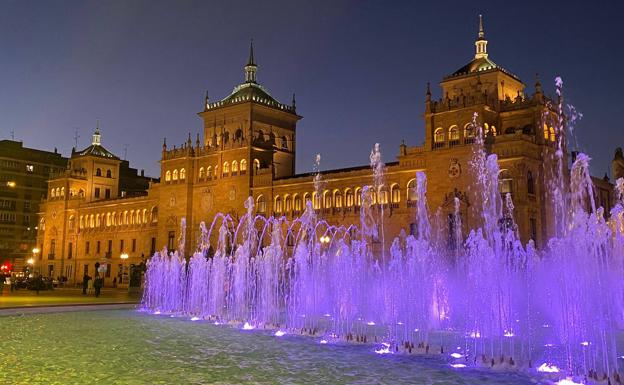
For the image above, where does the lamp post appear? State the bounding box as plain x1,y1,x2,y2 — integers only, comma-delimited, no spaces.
32,248,40,275
120,252,129,286
26,258,34,277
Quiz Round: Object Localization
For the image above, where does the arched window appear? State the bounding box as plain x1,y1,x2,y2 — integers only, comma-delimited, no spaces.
345,189,354,207
165,171,171,182
60,187,65,197
129,210,135,225
378,186,388,204
391,184,400,203
199,167,205,179
106,213,111,227
464,123,475,143
434,128,445,144
284,195,292,213
334,190,342,208
256,195,266,214
96,214,101,227
312,192,321,210
543,123,549,140
68,215,75,230
449,125,460,143
51,188,56,198
303,192,310,206
274,196,283,214
123,211,128,225
253,159,260,172
180,168,186,180
355,187,362,206
491,125,497,136
56,188,61,197
407,179,417,201
281,136,288,150
143,209,147,224
323,190,332,209
232,160,238,174
172,169,179,181
499,169,513,195
223,162,229,176
79,216,84,229
207,166,213,179
96,168,102,177
240,159,247,173
369,188,377,205
294,194,302,211
106,169,112,178
549,127,555,142
151,207,158,223
89,214,94,228
527,171,535,195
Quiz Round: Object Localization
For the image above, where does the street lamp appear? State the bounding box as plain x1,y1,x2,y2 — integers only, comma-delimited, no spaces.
26,258,34,277
6,181,16,188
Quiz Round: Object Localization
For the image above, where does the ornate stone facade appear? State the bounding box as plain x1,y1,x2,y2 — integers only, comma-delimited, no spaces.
37,20,615,285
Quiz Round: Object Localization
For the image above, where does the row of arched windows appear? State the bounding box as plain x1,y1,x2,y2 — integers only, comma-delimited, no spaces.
542,123,556,142
434,123,497,147
95,168,113,178
51,187,86,199
256,180,421,214
78,207,158,230
165,168,186,182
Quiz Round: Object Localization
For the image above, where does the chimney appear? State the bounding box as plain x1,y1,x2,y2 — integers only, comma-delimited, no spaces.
141,169,144,177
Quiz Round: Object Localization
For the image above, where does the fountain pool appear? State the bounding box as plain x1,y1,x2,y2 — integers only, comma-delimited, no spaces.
0,309,553,385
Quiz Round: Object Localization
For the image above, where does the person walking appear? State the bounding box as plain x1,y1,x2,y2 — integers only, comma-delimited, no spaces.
82,273,90,295
94,274,103,298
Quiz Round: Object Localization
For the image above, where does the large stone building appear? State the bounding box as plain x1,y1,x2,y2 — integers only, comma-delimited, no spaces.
0,140,68,270
37,19,616,285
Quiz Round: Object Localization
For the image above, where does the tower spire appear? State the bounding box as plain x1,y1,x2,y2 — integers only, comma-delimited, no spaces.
475,14,488,59
244,39,258,83
92,120,101,145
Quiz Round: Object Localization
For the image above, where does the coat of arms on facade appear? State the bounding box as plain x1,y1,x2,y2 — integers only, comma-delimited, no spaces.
448,158,461,179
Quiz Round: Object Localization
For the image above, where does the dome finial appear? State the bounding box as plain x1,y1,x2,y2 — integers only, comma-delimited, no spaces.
244,39,258,83
475,14,488,59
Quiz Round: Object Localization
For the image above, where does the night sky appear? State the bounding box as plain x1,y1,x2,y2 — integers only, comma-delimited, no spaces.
0,0,621,178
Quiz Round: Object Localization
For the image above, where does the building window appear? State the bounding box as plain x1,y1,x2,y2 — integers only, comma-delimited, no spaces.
106,263,111,278
50,239,56,257
96,241,101,254
180,168,186,180
294,195,302,211
206,166,212,179
499,170,513,195
549,126,555,142
256,195,266,214
434,127,445,147
285,196,292,212
345,189,354,207
222,162,229,176
354,188,362,206
274,196,282,214
253,159,260,172
96,168,102,176
529,218,538,247
391,184,400,203
334,190,342,208
26,164,34,173
165,171,171,182
132,238,136,252
95,188,100,199
68,242,73,259
106,169,112,178
86,241,90,255
232,161,238,175
448,125,460,145
150,237,156,255
172,169,179,180
105,189,111,199
199,167,205,179
312,192,321,210
240,159,247,173
527,171,535,195
107,240,112,253
168,231,175,251
120,239,124,252
407,179,417,202
323,191,332,208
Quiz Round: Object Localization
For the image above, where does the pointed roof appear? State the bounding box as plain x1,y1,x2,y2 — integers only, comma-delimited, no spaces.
443,15,520,82
74,124,119,159
203,42,297,114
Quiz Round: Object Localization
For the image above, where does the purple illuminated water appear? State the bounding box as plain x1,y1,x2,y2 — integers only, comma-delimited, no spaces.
142,113,624,384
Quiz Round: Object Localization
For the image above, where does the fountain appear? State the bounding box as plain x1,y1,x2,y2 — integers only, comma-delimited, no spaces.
141,88,624,385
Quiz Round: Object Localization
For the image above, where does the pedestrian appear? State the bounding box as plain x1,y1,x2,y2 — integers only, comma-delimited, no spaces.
82,273,90,295
94,274,103,297
112,276,117,288
87,275,94,294
0,275,5,294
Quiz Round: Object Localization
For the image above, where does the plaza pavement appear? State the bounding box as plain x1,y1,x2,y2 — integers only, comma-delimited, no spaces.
0,287,140,309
